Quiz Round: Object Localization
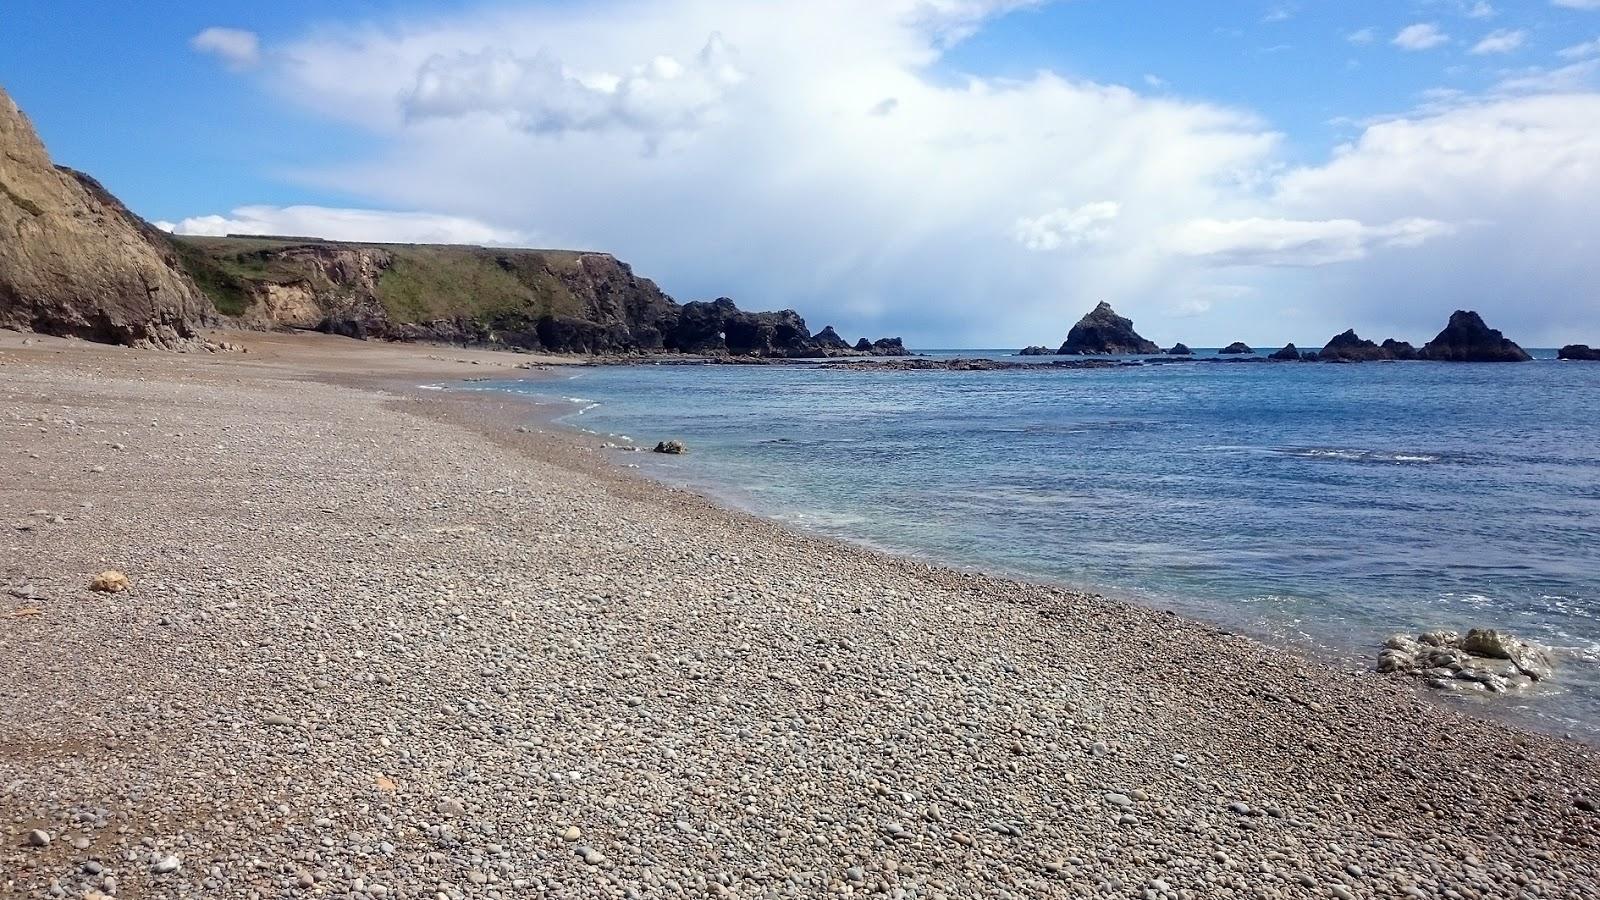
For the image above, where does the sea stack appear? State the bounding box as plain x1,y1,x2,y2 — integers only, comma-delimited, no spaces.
1268,343,1303,361
1057,302,1160,355
1559,344,1600,361
1219,342,1254,355
1318,329,1386,362
1420,311,1531,362
1166,343,1194,356
0,86,214,347
1380,339,1420,361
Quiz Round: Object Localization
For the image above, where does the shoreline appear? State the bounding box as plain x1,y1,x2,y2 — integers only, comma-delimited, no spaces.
460,369,1595,746
3,329,1599,898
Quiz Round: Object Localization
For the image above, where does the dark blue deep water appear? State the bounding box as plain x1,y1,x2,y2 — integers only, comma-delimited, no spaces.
481,352,1600,739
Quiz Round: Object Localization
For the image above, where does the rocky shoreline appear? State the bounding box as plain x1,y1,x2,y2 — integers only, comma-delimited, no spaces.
3,330,1598,899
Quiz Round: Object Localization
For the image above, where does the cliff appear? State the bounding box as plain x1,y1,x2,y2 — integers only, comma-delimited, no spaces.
172,234,906,358
0,87,214,347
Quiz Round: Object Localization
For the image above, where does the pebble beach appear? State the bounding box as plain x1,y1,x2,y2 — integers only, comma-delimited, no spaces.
2,330,1598,899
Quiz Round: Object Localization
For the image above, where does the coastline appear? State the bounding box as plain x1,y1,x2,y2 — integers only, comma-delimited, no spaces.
3,329,1598,898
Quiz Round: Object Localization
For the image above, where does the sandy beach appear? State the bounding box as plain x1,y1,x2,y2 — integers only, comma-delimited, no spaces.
2,330,1597,900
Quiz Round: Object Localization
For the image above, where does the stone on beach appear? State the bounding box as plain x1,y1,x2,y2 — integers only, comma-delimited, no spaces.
88,570,129,593
652,439,687,454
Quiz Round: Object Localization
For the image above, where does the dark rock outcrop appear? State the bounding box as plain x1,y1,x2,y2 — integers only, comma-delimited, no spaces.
870,337,909,356
1559,344,1600,361
1219,342,1254,355
1380,339,1420,361
0,87,215,347
813,325,850,350
1018,345,1053,356
1057,302,1159,355
1166,343,1193,356
1419,311,1531,362
1268,343,1303,361
1318,329,1386,362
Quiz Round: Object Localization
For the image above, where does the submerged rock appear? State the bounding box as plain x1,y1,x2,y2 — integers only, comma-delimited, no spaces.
1219,342,1254,355
1056,302,1160,355
1558,344,1600,361
1420,310,1531,362
1376,627,1554,693
1268,343,1303,361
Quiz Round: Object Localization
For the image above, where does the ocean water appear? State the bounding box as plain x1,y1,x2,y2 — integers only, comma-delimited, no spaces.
481,350,1600,739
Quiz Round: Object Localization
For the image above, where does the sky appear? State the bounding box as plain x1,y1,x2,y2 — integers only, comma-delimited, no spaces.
3,0,1599,347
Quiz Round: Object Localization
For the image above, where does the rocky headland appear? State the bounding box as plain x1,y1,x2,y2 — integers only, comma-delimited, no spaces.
0,87,902,360
0,87,213,348
1559,344,1600,361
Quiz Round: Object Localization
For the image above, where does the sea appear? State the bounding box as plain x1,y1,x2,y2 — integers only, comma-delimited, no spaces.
476,348,1600,740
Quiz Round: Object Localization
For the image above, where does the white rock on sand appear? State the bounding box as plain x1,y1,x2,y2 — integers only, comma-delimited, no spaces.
0,335,1597,898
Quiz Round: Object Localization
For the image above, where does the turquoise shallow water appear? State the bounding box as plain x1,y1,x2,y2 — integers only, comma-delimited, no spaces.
480,350,1600,739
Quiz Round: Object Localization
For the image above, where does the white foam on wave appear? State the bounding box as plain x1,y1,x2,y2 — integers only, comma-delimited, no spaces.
416,383,447,391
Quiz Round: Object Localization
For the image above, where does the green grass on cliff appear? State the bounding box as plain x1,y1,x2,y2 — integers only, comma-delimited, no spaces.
169,235,596,324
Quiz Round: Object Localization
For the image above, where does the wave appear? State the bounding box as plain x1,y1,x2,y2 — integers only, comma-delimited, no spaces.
1271,446,1444,464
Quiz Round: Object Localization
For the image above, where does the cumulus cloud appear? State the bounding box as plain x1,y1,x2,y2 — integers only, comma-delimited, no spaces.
1168,217,1455,267
403,34,744,141
1466,2,1497,18
167,0,1600,345
161,206,527,245
1014,202,1120,251
1394,24,1450,50
190,27,261,70
1471,28,1527,54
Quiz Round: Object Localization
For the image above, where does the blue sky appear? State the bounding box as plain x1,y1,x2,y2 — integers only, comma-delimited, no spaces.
4,1,1599,346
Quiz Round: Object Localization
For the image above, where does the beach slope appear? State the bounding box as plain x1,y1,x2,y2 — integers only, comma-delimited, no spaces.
2,330,1596,898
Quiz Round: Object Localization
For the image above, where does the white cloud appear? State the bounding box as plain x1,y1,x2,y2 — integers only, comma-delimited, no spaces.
190,27,261,70
1394,23,1450,50
164,206,527,245
1261,6,1294,24
167,0,1600,345
1467,2,1497,18
1347,27,1377,45
1560,37,1600,58
1493,59,1600,93
1014,202,1120,251
1168,217,1455,267
1471,28,1527,54
403,34,744,142
1552,0,1600,10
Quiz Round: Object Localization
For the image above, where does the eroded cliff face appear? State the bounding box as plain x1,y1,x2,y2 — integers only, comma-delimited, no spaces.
0,87,214,347
182,235,906,357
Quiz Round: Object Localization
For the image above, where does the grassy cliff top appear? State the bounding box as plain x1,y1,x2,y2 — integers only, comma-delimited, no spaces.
168,234,617,322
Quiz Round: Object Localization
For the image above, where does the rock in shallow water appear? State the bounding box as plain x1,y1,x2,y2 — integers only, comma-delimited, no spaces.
1377,627,1554,692
653,439,687,455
